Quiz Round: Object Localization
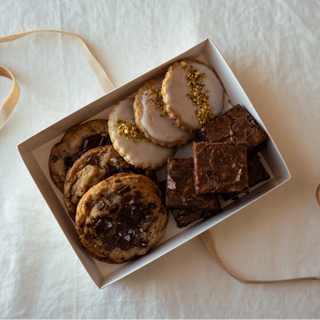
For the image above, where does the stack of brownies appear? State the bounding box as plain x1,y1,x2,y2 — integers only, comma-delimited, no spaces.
165,105,270,228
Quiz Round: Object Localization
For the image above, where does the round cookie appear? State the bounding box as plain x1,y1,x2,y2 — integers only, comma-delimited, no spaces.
64,145,155,221
75,172,168,263
49,119,111,192
162,59,224,131
133,76,195,147
108,98,176,169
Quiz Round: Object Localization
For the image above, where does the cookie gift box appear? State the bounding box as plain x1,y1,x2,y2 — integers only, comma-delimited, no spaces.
17,38,291,289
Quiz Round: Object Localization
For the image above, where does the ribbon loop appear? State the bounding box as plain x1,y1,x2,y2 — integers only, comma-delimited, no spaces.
200,229,320,283
0,29,115,130
0,66,20,130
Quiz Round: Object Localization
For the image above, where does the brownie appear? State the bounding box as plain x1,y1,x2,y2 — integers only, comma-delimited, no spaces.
170,207,218,228
198,104,268,154
158,180,167,200
193,142,249,194
166,157,221,227
221,152,270,201
166,157,220,208
247,153,270,186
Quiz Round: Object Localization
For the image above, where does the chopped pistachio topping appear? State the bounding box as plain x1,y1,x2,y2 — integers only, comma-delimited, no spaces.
116,119,143,142
184,63,212,126
180,60,187,69
147,87,166,116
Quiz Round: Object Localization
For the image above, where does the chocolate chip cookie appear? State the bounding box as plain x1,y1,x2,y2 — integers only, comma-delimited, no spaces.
49,120,111,192
64,145,154,221
75,172,168,263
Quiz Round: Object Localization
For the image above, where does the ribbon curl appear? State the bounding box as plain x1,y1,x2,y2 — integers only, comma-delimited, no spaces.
0,29,114,130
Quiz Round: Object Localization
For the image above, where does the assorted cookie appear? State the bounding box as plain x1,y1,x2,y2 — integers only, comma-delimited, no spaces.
75,172,168,263
49,119,111,192
108,98,176,169
133,76,195,147
162,59,224,131
63,145,153,221
48,58,271,262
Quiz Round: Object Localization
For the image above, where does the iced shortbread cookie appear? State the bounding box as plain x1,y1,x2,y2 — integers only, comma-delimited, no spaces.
49,120,111,192
63,145,154,221
75,172,168,263
223,92,233,113
162,59,224,131
134,76,195,147
108,98,176,169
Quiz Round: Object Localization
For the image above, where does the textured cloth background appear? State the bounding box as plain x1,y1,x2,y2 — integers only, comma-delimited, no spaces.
1,0,320,318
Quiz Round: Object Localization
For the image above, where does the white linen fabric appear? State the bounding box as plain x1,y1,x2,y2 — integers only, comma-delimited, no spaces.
1,0,320,318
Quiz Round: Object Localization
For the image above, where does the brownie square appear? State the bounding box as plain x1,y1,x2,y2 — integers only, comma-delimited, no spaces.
170,207,218,228
247,153,270,186
193,142,249,194
166,157,219,209
221,152,270,201
199,105,268,153
166,157,221,227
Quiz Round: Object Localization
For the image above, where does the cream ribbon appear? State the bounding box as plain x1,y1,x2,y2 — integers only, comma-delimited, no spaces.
200,229,320,283
1,29,320,284
0,66,20,130
0,29,114,130
200,180,320,283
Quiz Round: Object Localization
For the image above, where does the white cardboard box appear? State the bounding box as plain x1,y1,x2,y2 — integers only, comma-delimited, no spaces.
17,38,291,289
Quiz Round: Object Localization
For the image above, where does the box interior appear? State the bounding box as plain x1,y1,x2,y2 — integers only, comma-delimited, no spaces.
17,38,291,289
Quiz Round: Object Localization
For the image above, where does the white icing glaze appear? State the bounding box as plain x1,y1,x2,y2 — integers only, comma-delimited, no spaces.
140,77,194,143
222,91,233,113
108,98,176,169
164,61,224,130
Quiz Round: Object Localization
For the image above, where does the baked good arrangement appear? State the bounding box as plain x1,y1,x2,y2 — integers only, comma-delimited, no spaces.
48,58,270,264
